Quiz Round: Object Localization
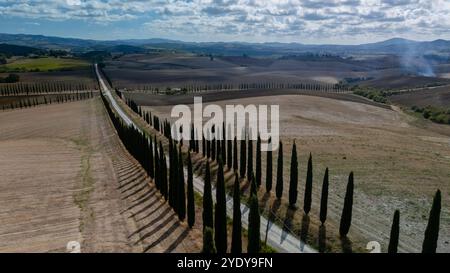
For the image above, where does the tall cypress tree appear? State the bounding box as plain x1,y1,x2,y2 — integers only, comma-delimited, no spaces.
207,132,211,159
172,144,179,212
212,136,216,161
288,141,298,208
266,140,273,193
304,153,313,215
202,227,216,254
178,145,186,221
215,158,227,253
388,210,400,254
149,136,154,179
202,133,206,157
275,141,283,199
231,173,242,254
247,193,261,253
319,168,329,224
202,161,213,229
168,140,175,207
216,137,221,163
247,137,253,181
256,135,261,188
422,189,441,253
239,134,246,178
233,136,238,172
221,124,226,163
227,130,232,169
339,172,354,237
187,152,195,228
160,142,168,200
154,141,160,190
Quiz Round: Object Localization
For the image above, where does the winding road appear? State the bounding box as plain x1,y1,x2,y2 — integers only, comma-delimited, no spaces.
95,64,316,253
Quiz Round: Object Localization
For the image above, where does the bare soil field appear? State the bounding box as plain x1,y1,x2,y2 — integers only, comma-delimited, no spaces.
360,74,450,90
144,94,450,253
389,86,450,108
104,53,450,93
0,70,96,84
103,54,370,89
0,99,201,252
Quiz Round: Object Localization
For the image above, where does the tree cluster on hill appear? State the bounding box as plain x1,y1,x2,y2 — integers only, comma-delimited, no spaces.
412,105,450,124
353,87,388,103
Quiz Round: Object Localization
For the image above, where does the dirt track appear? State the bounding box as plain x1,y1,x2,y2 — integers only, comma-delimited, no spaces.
0,99,201,252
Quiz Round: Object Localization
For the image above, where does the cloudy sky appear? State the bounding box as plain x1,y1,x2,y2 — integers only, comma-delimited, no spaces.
0,0,449,44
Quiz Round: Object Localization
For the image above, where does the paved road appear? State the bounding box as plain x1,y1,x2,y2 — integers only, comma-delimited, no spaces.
95,64,316,253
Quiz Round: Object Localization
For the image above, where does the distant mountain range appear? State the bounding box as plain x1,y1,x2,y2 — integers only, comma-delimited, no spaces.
1,33,450,57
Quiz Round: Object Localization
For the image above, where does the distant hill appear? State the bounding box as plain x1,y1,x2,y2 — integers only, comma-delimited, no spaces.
1,33,449,57
0,43,43,56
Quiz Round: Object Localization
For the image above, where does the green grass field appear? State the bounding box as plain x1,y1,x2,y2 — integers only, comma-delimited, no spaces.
0,57,90,72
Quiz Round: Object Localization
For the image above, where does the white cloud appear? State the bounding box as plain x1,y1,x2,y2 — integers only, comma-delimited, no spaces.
0,0,449,42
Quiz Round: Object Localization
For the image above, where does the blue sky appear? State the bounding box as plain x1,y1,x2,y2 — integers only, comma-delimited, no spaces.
0,0,449,44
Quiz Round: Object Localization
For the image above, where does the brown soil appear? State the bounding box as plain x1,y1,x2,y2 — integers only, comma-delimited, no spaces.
0,99,202,253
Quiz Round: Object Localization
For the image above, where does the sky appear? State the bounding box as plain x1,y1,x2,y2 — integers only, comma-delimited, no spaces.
0,0,449,44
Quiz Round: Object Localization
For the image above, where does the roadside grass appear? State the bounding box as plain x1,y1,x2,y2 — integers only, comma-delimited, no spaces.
0,57,90,72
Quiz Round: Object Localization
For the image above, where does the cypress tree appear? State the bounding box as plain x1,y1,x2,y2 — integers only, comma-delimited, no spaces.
202,161,213,229
187,152,195,228
265,141,273,193
168,140,175,207
422,189,441,253
202,227,216,254
207,135,211,159
231,173,242,254
239,135,246,178
247,137,253,181
319,168,329,224
160,142,168,200
149,137,154,179
212,136,216,161
256,135,261,187
154,141,160,190
233,136,238,172
339,172,354,237
288,141,298,208
227,132,232,169
216,137,221,162
215,158,227,253
221,124,226,163
388,210,400,254
178,146,186,221
247,193,261,253
202,133,206,157
304,153,313,215
172,143,179,211
275,141,283,199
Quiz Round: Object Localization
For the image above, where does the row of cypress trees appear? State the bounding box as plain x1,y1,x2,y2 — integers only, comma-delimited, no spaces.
1,91,96,111
387,189,442,253
101,91,196,230
0,81,96,96
116,93,443,253
118,81,349,94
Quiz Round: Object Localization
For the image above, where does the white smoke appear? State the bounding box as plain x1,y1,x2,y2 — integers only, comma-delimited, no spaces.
400,43,436,77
